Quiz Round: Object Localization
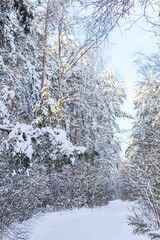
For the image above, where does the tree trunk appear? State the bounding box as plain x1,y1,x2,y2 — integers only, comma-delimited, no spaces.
41,0,50,90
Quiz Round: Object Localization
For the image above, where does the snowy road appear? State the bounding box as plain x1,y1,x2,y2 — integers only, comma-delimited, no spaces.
30,200,149,240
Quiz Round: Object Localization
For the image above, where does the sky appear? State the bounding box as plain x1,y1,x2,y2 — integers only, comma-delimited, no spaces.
105,14,159,153
109,19,158,115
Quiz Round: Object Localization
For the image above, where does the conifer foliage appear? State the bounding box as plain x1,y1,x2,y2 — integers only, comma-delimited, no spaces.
0,1,128,239
120,67,160,236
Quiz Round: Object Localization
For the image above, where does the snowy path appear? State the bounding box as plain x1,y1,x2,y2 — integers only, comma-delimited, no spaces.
29,200,149,240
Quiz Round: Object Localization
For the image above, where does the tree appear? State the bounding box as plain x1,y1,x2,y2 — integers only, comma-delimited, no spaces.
0,0,44,123
0,1,129,238
122,74,160,235
82,0,154,35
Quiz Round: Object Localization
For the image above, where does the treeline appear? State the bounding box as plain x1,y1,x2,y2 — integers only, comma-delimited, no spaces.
0,1,127,239
1,0,159,239
119,49,160,238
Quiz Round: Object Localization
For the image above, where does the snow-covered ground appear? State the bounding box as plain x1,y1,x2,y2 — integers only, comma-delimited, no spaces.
29,200,149,240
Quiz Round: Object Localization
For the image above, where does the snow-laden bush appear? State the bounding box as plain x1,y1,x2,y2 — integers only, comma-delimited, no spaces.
4,123,86,173
0,123,86,238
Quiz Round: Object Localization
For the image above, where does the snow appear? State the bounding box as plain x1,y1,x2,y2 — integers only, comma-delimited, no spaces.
29,200,149,240
6,123,86,164
0,100,9,119
8,123,34,160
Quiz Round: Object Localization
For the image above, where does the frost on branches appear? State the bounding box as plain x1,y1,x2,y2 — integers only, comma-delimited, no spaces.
120,74,160,236
4,123,86,173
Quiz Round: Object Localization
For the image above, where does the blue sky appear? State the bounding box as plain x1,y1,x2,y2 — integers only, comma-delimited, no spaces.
106,16,158,153
109,20,158,113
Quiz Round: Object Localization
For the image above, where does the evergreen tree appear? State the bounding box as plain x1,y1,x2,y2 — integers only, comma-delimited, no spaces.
122,75,160,233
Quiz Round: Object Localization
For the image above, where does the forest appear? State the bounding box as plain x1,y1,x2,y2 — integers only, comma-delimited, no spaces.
0,0,160,239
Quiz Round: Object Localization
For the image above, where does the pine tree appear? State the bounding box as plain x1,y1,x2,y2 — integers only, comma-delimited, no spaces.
124,75,160,232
